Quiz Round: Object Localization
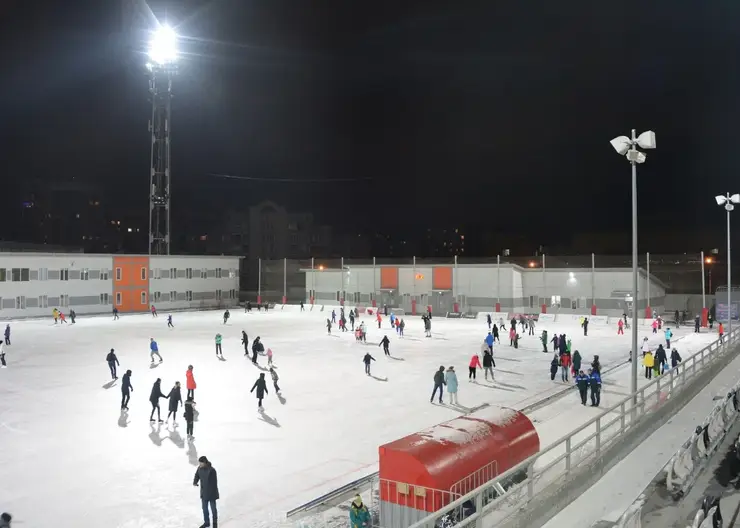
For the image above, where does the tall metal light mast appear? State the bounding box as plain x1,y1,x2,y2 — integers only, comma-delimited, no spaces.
147,26,178,255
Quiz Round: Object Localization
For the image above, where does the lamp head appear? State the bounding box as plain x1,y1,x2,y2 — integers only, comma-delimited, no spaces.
716,195,728,206
626,150,646,164
636,130,657,149
610,136,631,156
148,25,178,65
731,194,740,204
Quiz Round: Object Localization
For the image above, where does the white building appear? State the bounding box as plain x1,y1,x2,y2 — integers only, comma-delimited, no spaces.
0,253,240,319
304,263,665,317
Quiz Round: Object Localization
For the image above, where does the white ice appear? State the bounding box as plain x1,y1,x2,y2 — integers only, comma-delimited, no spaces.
0,309,717,527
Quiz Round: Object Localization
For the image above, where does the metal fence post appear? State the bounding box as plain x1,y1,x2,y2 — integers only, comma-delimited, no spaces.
647,251,651,317
565,437,571,471
701,250,706,311
497,254,501,312
542,253,546,312
311,257,315,305
340,256,344,306
257,257,262,305
591,253,596,314
283,257,287,305
372,256,376,308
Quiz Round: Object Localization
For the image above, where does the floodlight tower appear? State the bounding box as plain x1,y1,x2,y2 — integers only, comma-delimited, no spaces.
715,192,740,337
610,129,656,407
147,25,178,255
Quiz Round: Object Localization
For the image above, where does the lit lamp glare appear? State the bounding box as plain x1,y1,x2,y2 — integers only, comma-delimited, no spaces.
148,25,178,65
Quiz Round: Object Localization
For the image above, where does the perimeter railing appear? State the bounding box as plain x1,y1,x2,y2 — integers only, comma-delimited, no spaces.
407,329,740,528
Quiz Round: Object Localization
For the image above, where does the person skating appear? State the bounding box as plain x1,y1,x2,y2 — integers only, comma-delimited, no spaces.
4,324,9,346
541,330,548,352
719,322,725,344
362,353,376,375
106,348,119,379
184,397,195,440
327,318,333,334
215,333,223,357
121,370,133,409
113,307,119,320
675,309,680,328
424,315,432,338
468,354,482,381
241,331,249,355
149,378,167,422
300,300,305,312
643,349,654,379
482,347,495,380
583,317,589,336
651,319,658,334
513,331,520,349
492,323,500,344
445,366,459,405
70,309,76,324
617,318,624,335
59,311,67,324
377,312,382,329
166,381,183,424
193,456,219,528
589,368,602,407
379,335,391,356
575,370,590,405
186,365,197,400
431,366,445,403
349,494,370,528
150,337,163,363
485,332,494,354
223,309,230,324
399,318,405,336
695,314,701,333
509,326,516,346
550,354,559,381
251,337,263,364
250,372,269,410
0,512,11,527
246,300,252,313
269,367,280,393
52,308,59,324
167,314,174,328
331,310,336,324
487,313,492,329
529,317,536,336
349,310,355,331
151,304,157,317
0,342,5,368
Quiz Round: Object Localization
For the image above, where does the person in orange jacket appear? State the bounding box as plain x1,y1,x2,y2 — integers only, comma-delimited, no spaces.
468,354,482,381
376,312,382,329
186,365,197,400
719,322,725,344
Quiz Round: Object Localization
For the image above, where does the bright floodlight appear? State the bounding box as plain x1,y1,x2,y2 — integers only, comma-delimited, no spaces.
636,131,657,149
149,25,178,65
610,136,631,156
716,195,727,205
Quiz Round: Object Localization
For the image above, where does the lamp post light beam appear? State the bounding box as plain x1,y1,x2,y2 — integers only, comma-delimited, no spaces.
715,193,740,338
147,24,178,255
610,129,656,411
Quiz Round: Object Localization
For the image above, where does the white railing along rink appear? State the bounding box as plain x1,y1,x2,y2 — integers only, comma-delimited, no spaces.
407,329,739,528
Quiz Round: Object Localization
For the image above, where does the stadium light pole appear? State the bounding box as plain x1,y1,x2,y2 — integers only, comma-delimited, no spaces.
146,24,178,255
610,129,656,409
715,193,740,340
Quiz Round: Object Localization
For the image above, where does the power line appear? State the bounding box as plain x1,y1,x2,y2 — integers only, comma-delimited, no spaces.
207,172,372,183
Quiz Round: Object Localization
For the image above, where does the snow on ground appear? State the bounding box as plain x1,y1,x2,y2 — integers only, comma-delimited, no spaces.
0,309,719,527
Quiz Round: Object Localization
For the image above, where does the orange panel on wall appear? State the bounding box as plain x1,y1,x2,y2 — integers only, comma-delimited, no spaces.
380,267,399,289
113,256,150,312
433,267,453,290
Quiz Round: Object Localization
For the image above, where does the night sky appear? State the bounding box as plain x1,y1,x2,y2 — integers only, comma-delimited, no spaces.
1,0,739,251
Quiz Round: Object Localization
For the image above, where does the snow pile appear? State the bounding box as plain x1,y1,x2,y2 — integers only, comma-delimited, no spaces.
417,418,492,446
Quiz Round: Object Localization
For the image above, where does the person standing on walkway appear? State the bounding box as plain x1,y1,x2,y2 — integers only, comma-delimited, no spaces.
575,370,590,405
106,348,119,380
121,370,133,410
193,456,219,528
643,349,654,379
349,494,370,528
589,368,602,407
430,366,445,403
664,327,673,349
445,366,459,405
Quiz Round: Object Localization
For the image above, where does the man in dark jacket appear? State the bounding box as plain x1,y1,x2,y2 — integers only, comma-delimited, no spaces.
431,366,445,403
482,349,495,380
121,370,133,410
149,378,167,422
250,373,268,409
589,369,602,407
654,345,667,372
193,456,219,528
671,348,682,369
582,317,589,336
572,350,582,374
575,370,590,405
362,353,376,375
379,335,391,356
106,348,119,380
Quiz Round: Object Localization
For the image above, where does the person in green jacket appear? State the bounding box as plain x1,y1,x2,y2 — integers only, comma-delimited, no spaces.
572,350,582,373
215,333,223,357
541,330,548,353
350,495,371,528
566,339,572,354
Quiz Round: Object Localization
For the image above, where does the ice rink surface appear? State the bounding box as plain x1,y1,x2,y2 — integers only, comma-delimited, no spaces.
0,308,717,527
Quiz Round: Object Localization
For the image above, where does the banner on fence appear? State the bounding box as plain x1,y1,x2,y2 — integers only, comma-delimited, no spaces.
717,303,740,322
538,313,556,323
446,312,462,319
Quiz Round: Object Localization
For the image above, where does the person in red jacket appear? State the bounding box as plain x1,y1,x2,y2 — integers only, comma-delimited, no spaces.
468,354,482,381
186,365,197,400
559,352,571,382
376,313,382,329
617,318,624,335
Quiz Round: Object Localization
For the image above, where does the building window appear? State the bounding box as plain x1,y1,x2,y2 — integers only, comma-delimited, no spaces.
60,294,69,307
153,291,161,302
60,269,69,281
100,293,109,305
169,291,177,302
201,269,207,279
0,269,5,281
100,270,109,280
80,269,89,281
216,268,222,278
115,292,122,306
216,289,222,300
115,268,122,281
15,296,26,309
186,290,193,301
38,295,48,308
151,268,161,279
170,267,177,278
12,268,30,282
141,291,147,305
229,289,236,299
550,295,561,308
141,267,147,281
39,268,48,281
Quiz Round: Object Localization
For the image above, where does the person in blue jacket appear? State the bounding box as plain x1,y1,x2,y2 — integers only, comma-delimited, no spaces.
350,494,371,528
150,338,162,363
485,332,494,353
575,370,590,405
664,327,673,349
589,368,602,407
